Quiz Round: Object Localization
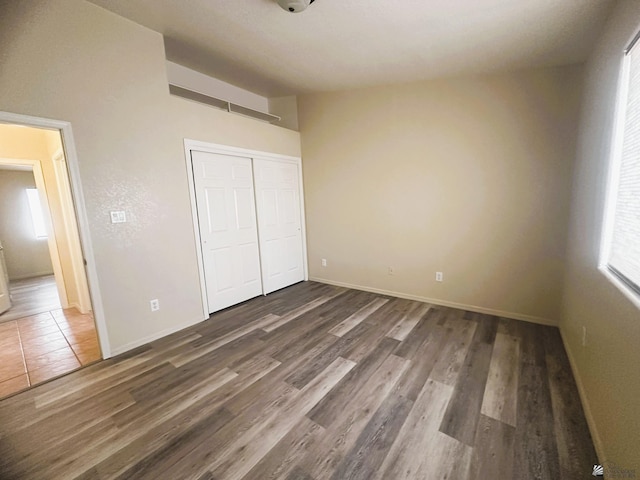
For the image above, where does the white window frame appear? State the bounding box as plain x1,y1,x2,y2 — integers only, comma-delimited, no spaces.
600,29,640,310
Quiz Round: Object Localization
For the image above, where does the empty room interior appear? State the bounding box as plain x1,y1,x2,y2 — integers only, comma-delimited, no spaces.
0,0,638,479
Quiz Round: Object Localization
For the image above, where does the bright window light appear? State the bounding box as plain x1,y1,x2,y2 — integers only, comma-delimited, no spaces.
603,32,640,298
26,188,48,239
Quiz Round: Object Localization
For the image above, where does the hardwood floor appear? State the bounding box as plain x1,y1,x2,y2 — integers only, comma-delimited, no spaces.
0,281,597,479
0,275,61,324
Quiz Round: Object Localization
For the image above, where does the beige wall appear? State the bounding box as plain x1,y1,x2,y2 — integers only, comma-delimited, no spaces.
0,0,300,353
269,96,299,131
0,169,53,279
299,65,582,325
562,0,640,471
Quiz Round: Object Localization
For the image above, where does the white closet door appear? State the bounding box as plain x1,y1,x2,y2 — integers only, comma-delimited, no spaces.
192,151,263,313
253,158,305,294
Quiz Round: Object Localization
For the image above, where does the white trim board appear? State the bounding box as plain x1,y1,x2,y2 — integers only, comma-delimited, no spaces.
185,139,302,164
0,111,111,358
560,329,604,463
183,139,309,319
9,271,56,281
309,276,558,327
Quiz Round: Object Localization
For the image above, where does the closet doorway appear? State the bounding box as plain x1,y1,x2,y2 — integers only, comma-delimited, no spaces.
186,141,307,317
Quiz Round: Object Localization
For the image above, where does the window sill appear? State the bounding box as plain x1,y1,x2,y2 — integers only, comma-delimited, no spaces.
598,265,640,311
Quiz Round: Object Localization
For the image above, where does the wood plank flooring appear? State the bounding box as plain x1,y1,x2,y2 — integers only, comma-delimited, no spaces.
0,275,61,324
0,281,598,479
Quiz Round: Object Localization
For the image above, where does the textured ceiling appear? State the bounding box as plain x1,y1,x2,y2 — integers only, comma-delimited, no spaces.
88,0,616,97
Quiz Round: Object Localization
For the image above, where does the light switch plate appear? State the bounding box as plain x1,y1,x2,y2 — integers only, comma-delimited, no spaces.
110,211,126,223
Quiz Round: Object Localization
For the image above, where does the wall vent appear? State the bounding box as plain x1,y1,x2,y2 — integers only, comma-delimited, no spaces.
169,84,281,124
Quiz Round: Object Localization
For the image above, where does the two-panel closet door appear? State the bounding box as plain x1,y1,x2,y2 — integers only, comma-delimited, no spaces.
192,151,305,314
192,151,263,313
253,158,305,294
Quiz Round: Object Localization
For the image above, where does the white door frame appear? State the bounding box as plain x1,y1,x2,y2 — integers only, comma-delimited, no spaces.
0,111,111,358
184,139,309,320
51,148,93,314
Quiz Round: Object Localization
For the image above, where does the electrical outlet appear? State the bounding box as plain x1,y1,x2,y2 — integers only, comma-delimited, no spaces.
436,271,443,282
582,326,587,347
388,266,394,275
110,210,126,224
321,258,327,267
150,299,160,312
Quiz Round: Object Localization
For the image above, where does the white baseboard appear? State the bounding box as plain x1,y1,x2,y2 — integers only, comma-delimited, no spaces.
10,271,55,281
559,329,604,462
309,276,558,326
68,302,92,314
67,302,90,314
109,315,206,357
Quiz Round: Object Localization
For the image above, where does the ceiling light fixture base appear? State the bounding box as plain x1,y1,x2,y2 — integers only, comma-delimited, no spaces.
277,0,315,13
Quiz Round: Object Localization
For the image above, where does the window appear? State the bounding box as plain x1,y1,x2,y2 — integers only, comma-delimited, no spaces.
604,31,640,298
26,188,48,239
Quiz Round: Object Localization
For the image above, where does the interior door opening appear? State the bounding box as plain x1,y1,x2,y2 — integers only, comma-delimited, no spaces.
0,122,102,399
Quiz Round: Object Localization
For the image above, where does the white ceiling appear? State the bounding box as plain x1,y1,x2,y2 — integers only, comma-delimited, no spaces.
88,0,616,97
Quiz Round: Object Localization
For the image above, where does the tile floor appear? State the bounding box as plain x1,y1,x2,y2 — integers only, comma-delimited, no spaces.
0,308,101,399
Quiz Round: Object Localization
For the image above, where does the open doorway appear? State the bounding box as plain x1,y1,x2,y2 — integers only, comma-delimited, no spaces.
0,123,102,399
0,164,62,320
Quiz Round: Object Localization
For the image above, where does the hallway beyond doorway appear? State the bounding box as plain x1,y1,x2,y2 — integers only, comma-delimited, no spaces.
0,275,60,324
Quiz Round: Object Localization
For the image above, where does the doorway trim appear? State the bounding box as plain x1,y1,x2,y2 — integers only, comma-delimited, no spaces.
0,111,111,358
183,139,308,320
51,147,92,314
